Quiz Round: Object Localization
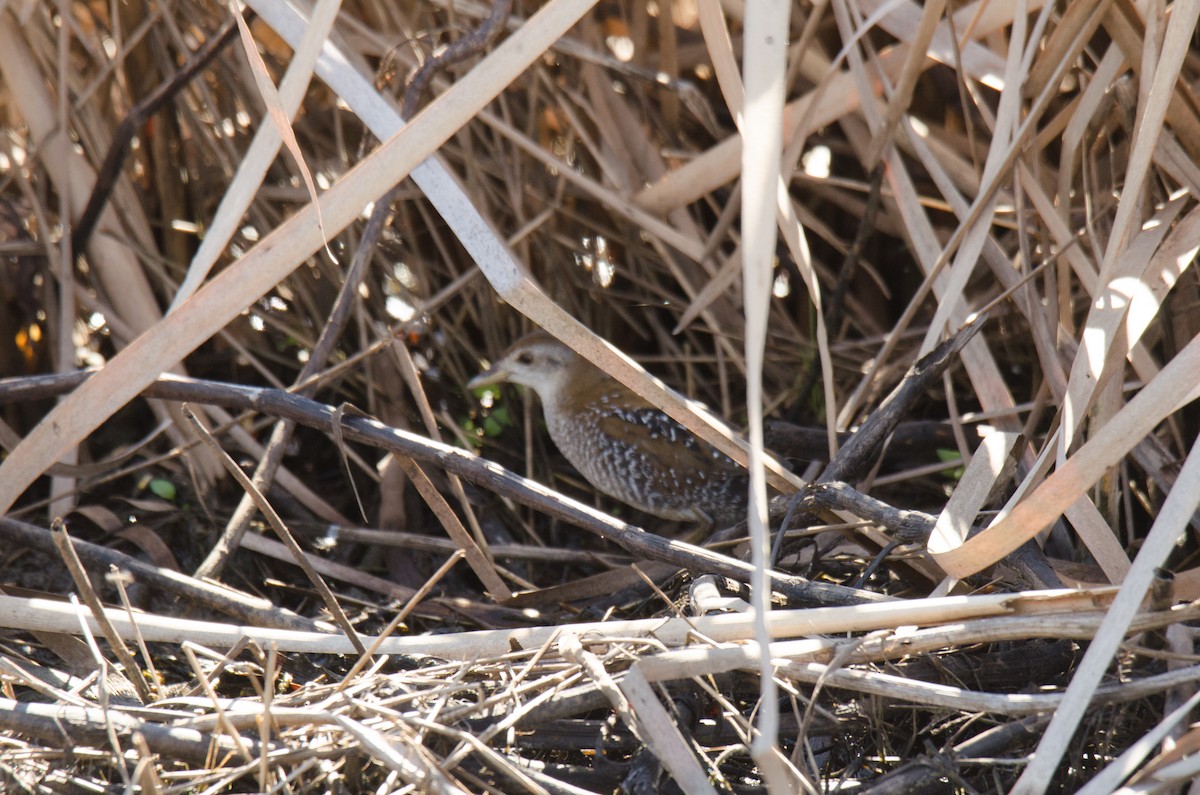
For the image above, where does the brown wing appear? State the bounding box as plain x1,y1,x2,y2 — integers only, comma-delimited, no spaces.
593,405,740,479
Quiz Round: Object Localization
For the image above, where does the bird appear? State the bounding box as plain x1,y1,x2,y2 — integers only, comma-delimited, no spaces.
468,332,748,528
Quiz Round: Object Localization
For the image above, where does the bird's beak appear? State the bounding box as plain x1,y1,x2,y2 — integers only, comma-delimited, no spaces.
467,365,509,391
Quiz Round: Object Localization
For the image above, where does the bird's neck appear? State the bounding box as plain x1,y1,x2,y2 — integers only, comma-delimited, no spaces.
543,359,628,419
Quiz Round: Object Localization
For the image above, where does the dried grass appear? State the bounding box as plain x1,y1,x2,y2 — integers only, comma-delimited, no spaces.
0,0,1199,791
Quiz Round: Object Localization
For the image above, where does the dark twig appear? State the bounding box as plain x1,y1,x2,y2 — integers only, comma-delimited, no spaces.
783,481,937,544
720,315,1057,590
859,716,1049,793
788,163,886,422
341,0,514,325
807,314,1063,589
784,479,1062,589
766,418,972,469
400,0,514,119
818,313,988,485
70,15,244,255
0,697,278,766
0,371,890,607
716,320,987,551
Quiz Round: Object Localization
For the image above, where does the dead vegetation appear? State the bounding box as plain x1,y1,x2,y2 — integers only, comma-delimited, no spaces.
1,0,1199,791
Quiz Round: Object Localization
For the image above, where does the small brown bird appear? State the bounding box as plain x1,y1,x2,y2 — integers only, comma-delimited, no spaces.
468,333,748,528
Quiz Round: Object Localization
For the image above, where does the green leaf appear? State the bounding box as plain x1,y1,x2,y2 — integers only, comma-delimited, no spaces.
483,415,506,437
935,449,965,481
148,478,177,501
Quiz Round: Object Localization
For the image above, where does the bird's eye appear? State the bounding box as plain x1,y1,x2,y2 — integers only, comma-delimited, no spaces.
516,352,534,365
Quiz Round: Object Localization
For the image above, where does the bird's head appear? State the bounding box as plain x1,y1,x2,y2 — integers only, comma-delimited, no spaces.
468,333,582,403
